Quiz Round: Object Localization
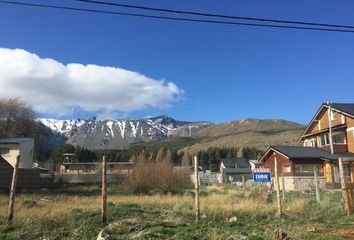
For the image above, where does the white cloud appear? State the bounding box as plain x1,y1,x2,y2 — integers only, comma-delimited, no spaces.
0,48,183,117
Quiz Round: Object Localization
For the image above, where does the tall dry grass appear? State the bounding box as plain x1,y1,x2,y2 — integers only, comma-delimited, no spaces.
0,186,271,223
125,156,191,194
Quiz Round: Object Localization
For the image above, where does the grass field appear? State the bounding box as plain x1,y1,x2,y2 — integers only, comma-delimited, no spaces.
0,185,353,240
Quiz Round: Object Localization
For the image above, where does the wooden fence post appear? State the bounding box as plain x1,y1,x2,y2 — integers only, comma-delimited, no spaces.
274,155,282,218
314,165,320,203
281,173,286,204
7,155,20,224
339,158,352,216
101,154,107,224
194,156,200,222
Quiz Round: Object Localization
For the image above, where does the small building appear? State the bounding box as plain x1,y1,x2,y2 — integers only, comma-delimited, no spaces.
0,138,39,191
63,153,76,163
259,146,354,190
258,103,354,190
59,161,134,174
220,158,252,184
0,138,34,169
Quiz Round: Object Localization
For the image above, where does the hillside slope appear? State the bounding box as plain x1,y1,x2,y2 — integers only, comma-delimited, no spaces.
193,118,303,137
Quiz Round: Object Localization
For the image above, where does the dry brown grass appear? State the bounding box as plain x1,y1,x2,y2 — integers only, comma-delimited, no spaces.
0,186,278,223
0,186,349,240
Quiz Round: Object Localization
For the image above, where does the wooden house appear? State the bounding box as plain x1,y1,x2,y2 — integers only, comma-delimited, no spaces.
258,103,354,190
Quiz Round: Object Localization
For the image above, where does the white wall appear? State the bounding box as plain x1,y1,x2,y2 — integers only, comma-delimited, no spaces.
19,139,34,169
0,143,20,168
0,139,34,169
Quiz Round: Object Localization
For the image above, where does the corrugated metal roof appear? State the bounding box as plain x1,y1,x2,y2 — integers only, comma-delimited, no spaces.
0,138,33,144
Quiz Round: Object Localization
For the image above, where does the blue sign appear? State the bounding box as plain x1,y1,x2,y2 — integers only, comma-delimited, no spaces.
253,172,271,183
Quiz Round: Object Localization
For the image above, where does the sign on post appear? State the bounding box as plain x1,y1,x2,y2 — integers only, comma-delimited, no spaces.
253,168,272,183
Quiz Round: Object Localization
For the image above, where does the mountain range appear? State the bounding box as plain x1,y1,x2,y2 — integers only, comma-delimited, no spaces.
36,116,305,151
37,116,211,149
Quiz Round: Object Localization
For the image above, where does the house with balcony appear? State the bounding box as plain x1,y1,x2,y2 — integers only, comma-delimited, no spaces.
258,103,354,190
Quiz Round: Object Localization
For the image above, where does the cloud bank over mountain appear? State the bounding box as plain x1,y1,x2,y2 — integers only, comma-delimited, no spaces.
0,48,183,117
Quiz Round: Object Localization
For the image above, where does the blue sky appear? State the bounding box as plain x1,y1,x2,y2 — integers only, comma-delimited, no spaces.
0,0,354,124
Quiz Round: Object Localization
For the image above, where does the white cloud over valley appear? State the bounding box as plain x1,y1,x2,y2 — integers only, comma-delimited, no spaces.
0,48,183,117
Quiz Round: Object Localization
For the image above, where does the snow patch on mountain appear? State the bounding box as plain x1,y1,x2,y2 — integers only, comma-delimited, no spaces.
106,121,115,138
37,118,86,134
37,115,213,149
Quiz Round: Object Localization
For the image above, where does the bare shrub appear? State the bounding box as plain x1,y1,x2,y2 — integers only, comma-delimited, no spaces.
126,155,192,194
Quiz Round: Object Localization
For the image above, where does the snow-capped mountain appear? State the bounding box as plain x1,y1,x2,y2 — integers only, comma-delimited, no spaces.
37,116,212,149
37,118,86,134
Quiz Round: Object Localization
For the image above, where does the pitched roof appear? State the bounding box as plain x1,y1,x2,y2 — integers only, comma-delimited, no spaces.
330,103,354,117
259,145,354,163
221,158,250,168
272,146,337,159
0,138,33,144
299,103,354,141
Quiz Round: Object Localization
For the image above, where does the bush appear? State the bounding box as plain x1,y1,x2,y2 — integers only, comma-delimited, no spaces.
125,155,192,194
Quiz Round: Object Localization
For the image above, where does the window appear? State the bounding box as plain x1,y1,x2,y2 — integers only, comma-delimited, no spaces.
330,110,336,121
343,164,351,182
283,165,291,173
295,164,314,173
320,134,328,146
0,147,10,155
332,132,346,144
309,138,317,147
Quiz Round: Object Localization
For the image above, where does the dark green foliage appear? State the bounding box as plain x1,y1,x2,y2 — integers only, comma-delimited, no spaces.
196,147,239,171
242,147,264,160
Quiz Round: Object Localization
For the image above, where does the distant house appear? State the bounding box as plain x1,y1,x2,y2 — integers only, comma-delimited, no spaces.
59,161,134,174
220,158,252,184
63,153,76,163
0,138,39,191
258,103,354,190
0,138,34,169
249,160,260,171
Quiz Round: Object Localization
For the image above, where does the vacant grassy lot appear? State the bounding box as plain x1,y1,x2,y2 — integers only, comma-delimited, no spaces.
0,186,353,240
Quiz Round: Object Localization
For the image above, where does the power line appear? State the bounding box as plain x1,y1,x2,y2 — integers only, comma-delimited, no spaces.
1,0,354,33
77,0,354,30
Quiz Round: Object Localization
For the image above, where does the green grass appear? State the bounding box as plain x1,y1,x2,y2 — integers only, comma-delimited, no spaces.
0,187,353,240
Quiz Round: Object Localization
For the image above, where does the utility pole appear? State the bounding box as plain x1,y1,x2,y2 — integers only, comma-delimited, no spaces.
7,155,20,224
194,156,200,222
101,154,107,224
274,155,282,218
327,102,334,154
